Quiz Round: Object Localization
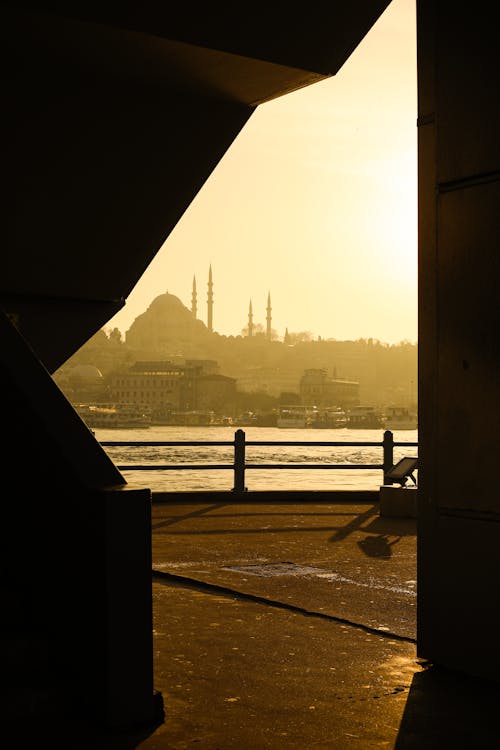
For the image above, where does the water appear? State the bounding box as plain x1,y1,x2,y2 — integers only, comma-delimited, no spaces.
94,425,418,493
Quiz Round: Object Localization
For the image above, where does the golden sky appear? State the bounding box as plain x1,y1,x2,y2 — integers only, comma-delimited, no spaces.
107,0,417,345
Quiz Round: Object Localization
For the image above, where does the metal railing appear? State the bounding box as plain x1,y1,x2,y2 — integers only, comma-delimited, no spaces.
100,429,418,492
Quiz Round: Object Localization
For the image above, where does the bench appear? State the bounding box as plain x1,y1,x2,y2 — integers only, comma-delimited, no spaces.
386,456,418,486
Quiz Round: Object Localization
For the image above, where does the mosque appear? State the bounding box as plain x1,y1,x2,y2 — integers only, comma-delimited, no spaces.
126,265,276,349
190,264,273,340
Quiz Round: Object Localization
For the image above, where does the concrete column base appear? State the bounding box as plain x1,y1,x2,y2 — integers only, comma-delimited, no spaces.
379,485,417,518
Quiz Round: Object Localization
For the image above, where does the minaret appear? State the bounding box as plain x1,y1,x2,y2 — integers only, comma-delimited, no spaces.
191,275,197,319
266,291,272,341
248,299,254,337
207,264,213,333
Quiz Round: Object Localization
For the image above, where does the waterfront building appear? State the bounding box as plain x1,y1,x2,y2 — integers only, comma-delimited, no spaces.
236,365,302,397
107,359,234,417
108,360,201,413
299,368,360,409
196,373,237,413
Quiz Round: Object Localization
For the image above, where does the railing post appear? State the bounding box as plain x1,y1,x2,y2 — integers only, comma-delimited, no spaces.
383,430,394,485
233,429,247,492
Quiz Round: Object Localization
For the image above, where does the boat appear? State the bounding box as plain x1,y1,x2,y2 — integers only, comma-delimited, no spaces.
167,410,217,426
233,411,278,427
277,405,317,428
346,405,384,429
383,406,418,430
253,412,278,427
308,407,348,429
234,411,258,426
76,403,151,429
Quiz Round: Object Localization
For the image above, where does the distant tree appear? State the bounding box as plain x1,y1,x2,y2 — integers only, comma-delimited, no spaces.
286,331,313,344
240,322,264,337
109,327,122,344
88,329,108,345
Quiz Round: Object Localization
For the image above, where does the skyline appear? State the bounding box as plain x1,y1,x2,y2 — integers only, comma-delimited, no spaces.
140,267,415,344
106,0,417,345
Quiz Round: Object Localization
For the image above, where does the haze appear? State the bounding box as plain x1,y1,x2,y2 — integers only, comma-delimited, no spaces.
107,0,417,345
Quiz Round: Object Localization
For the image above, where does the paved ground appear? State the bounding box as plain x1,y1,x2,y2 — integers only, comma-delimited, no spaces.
147,499,419,750
49,499,500,749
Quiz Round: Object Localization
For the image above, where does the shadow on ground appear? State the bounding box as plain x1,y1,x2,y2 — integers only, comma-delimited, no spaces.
395,664,500,749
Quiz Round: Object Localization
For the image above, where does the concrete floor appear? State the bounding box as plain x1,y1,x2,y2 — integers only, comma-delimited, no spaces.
32,499,500,749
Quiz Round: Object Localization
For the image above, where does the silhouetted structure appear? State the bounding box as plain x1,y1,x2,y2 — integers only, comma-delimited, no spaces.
248,299,254,337
207,264,214,333
266,291,272,341
191,275,197,319
5,0,500,739
125,292,210,351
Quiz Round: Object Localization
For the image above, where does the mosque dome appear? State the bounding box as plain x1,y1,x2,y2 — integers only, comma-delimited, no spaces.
125,291,210,351
69,364,103,380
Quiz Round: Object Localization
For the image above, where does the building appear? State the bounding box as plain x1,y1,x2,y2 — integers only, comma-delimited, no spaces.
236,365,302,397
108,360,200,413
299,368,360,408
54,363,107,404
185,358,220,375
108,359,234,417
125,292,211,352
196,373,237,413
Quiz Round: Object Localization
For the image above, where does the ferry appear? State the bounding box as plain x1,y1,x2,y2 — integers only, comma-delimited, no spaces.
346,405,384,429
166,410,217,426
308,407,348,429
277,405,317,428
149,409,218,426
76,403,151,429
383,406,418,430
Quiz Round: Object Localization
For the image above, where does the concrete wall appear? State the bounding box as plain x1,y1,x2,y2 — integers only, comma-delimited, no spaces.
417,0,500,681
